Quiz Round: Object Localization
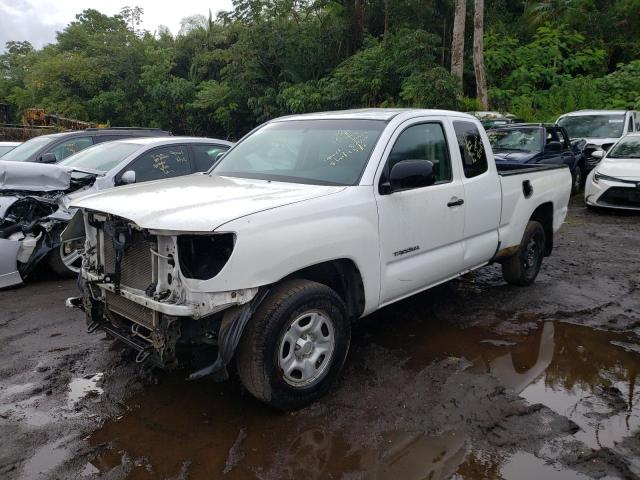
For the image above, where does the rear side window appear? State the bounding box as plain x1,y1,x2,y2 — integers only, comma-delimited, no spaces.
48,136,94,161
387,123,452,183
453,121,488,178
191,144,230,172
125,145,191,182
627,116,634,133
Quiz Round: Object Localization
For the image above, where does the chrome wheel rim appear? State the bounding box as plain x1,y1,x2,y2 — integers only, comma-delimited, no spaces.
60,243,82,273
278,310,335,388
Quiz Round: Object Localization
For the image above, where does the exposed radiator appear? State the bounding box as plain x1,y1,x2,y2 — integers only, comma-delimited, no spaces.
106,290,154,329
103,230,155,291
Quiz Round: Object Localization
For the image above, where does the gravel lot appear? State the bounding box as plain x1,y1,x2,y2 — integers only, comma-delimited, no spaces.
1,197,639,480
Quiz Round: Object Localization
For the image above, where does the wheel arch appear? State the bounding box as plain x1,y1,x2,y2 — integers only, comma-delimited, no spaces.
280,259,366,321
529,202,553,256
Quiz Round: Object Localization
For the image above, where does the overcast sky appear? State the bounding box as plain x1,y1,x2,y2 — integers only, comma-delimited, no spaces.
0,0,234,51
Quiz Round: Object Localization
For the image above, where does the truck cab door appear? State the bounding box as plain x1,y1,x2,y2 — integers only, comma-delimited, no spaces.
375,118,466,305
451,120,501,269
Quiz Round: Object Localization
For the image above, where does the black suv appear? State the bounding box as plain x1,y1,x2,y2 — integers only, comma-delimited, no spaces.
1,127,171,163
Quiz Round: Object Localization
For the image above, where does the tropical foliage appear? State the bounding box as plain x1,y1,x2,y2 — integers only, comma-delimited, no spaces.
1,0,640,138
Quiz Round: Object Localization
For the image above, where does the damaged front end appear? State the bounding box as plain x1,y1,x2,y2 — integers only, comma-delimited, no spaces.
68,211,259,375
0,191,69,287
0,162,97,288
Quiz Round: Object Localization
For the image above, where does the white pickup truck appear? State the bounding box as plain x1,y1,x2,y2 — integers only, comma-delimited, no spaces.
65,109,571,409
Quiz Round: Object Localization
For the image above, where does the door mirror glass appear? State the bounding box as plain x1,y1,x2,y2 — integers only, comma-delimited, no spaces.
40,152,57,163
546,141,562,152
389,160,435,192
119,170,136,185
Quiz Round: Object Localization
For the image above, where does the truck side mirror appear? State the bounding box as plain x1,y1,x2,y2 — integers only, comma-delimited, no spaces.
118,170,136,185
40,152,57,163
382,160,435,194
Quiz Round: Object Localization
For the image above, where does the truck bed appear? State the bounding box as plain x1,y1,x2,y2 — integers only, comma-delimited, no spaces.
496,162,572,253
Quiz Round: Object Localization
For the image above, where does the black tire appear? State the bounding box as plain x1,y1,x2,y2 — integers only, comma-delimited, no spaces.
501,221,546,286
236,279,350,410
47,248,75,278
571,165,582,195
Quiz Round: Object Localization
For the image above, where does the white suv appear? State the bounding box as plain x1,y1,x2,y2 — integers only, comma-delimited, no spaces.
556,110,639,174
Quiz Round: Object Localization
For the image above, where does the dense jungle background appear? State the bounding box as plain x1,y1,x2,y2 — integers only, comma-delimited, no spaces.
1,0,639,139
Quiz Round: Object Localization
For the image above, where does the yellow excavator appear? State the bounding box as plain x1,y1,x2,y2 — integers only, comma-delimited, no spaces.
0,108,108,141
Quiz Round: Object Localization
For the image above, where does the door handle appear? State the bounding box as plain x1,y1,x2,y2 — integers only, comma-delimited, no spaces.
447,198,464,207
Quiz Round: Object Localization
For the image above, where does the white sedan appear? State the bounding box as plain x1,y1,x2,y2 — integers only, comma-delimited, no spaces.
585,133,640,210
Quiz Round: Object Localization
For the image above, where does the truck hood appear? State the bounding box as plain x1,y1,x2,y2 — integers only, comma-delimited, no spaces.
0,160,100,191
71,174,346,232
574,137,619,147
597,158,640,180
493,151,538,163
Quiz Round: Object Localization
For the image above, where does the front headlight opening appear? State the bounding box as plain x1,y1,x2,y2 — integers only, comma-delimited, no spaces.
177,233,235,280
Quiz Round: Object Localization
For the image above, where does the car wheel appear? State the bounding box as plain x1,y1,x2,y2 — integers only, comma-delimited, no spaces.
236,279,350,410
47,244,80,278
501,221,546,286
571,165,582,195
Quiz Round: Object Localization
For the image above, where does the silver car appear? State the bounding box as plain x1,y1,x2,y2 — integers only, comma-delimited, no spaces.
0,141,21,157
0,136,232,288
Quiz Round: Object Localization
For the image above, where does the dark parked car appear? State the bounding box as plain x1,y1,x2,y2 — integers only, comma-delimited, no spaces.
1,127,171,164
487,124,581,193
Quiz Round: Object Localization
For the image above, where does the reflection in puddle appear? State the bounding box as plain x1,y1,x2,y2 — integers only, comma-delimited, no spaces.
67,373,104,408
19,435,73,480
498,451,590,480
87,317,640,479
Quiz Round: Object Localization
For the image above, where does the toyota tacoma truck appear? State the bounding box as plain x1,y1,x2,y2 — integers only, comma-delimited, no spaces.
65,109,571,410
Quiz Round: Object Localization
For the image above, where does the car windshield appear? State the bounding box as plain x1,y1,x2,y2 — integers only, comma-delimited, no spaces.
211,119,386,185
1,136,55,161
607,136,640,159
0,145,16,157
557,114,625,139
487,128,543,153
58,141,141,172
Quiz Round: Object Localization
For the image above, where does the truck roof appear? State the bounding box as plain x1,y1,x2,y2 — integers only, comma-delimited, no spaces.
272,108,477,122
559,110,631,117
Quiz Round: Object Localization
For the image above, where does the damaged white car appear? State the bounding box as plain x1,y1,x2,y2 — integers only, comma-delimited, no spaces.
0,137,231,288
66,109,571,410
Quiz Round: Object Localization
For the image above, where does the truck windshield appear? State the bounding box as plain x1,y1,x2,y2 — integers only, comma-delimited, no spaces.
557,114,625,139
1,136,55,162
487,128,543,153
607,136,640,159
211,119,386,186
58,142,141,172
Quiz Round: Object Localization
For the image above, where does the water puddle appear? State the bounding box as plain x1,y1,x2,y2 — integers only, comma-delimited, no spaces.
86,309,640,479
19,435,73,480
67,373,104,408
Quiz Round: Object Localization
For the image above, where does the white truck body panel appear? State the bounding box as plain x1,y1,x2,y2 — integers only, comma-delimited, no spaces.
70,109,572,320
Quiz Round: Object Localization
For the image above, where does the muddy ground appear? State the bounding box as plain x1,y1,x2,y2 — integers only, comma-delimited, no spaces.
1,197,639,480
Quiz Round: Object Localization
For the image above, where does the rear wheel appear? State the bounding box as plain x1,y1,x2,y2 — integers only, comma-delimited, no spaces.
236,279,350,410
501,221,546,286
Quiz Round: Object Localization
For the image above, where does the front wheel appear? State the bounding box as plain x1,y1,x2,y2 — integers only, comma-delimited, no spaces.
47,244,80,278
501,221,546,286
236,279,350,410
